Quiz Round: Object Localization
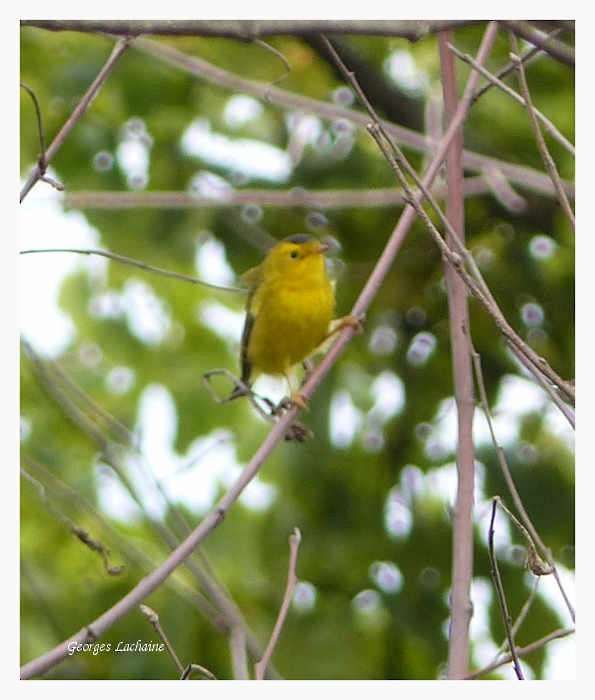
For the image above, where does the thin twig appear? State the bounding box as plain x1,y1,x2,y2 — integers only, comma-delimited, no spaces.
465,626,574,679
20,468,124,576
449,42,574,156
180,663,217,680
509,33,575,231
470,344,575,622
488,499,524,679
509,346,575,429
20,82,64,191
494,577,540,660
255,528,302,680
471,28,563,103
140,604,185,674
19,247,246,294
20,37,132,202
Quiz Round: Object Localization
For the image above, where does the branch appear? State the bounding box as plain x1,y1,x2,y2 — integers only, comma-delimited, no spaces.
465,627,574,679
438,30,476,680
22,19,484,41
449,42,574,156
131,37,571,200
254,528,301,680
508,33,575,231
501,20,574,66
63,178,494,211
470,345,575,623
488,500,524,679
140,604,184,674
471,28,564,103
20,37,132,202
19,247,246,294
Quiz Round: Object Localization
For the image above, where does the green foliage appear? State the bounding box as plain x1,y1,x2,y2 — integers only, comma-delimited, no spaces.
20,22,574,681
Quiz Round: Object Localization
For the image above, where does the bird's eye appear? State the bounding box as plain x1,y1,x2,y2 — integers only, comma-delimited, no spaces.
290,250,299,259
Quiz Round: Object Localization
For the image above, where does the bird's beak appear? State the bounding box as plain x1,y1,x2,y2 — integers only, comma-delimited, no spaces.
310,243,330,257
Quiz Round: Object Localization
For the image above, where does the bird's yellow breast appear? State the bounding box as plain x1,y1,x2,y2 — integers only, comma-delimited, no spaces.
246,269,334,378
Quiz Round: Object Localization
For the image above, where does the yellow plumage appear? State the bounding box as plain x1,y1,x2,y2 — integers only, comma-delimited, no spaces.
238,234,335,394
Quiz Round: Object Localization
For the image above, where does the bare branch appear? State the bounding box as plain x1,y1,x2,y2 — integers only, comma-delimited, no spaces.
488,500,524,679
438,30,476,680
22,19,484,41
20,37,132,202
19,247,246,294
471,28,564,103
508,33,575,231
466,627,574,679
140,605,185,674
470,345,575,622
20,20,494,671
230,626,249,680
63,178,494,211
501,20,574,66
449,42,574,156
255,528,302,680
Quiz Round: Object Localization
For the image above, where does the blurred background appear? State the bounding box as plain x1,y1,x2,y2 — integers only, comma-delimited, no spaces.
20,21,574,680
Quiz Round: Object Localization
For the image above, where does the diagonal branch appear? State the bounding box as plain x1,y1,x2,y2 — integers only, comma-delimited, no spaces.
501,20,574,66
449,42,574,156
508,32,575,231
488,500,525,680
254,528,302,680
20,37,132,202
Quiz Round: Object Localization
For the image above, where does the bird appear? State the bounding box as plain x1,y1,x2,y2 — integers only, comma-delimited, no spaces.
228,233,360,409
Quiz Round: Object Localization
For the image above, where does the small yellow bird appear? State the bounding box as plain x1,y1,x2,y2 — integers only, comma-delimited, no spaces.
229,233,357,408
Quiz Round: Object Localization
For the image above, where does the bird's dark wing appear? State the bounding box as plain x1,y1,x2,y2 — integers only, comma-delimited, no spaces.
239,304,255,386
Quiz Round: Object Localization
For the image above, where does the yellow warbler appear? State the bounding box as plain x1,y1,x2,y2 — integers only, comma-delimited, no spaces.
230,233,352,406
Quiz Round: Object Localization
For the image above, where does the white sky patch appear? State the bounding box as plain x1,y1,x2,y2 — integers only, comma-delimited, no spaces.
99,384,276,518
466,578,501,669
116,138,150,188
180,118,292,183
94,463,144,523
431,373,558,456
194,235,236,287
188,170,234,199
223,94,264,128
383,485,413,539
370,560,403,594
20,181,100,357
329,389,363,449
368,370,405,424
122,278,172,345
197,300,244,344
383,49,430,96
